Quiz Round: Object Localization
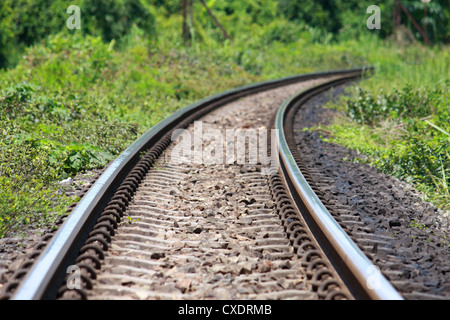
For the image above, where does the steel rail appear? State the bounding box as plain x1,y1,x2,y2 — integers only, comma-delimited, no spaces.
12,67,372,300
275,74,404,300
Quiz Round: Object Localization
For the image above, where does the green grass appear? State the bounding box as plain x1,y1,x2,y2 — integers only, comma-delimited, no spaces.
348,34,449,91
323,81,449,212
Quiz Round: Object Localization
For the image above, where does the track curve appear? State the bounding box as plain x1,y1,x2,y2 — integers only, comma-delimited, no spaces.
2,68,387,300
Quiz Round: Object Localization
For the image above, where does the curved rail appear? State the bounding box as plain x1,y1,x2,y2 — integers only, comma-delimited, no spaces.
12,67,373,300
275,75,403,300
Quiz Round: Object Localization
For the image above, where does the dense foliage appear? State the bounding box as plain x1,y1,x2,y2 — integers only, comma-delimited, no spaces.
0,0,156,68
279,0,449,43
1,0,449,68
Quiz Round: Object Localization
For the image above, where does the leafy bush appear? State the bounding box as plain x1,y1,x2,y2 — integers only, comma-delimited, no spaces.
374,136,449,189
0,80,138,175
278,0,342,34
82,0,155,42
0,44,139,236
346,85,443,125
0,118,69,237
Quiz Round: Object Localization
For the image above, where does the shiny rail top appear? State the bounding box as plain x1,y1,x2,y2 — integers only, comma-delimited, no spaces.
275,77,403,300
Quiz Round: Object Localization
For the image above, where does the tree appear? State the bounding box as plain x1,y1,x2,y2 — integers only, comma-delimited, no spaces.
181,0,230,45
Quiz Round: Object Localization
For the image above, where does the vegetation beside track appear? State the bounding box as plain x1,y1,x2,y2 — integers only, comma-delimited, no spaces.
0,0,448,237
322,82,449,212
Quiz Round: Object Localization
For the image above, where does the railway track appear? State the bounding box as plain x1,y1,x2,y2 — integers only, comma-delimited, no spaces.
1,67,428,300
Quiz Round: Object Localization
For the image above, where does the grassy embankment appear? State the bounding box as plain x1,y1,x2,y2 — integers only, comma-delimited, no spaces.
319,38,449,212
